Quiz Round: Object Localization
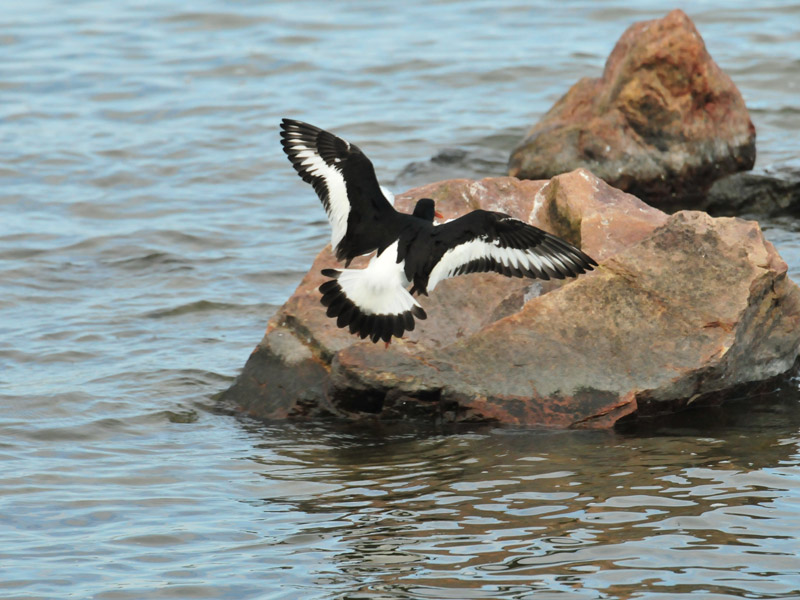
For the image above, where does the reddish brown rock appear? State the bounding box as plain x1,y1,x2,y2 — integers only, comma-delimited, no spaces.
508,10,756,210
222,170,800,428
529,168,668,262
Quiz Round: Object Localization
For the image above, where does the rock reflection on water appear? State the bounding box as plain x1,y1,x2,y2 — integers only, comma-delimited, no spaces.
240,389,800,599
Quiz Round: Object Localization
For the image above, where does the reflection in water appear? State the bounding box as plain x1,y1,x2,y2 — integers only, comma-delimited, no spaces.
238,388,800,598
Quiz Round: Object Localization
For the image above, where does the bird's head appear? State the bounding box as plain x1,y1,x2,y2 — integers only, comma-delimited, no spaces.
412,198,444,222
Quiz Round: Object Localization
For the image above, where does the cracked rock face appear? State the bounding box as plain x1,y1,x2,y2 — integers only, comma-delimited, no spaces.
221,170,800,428
508,10,756,210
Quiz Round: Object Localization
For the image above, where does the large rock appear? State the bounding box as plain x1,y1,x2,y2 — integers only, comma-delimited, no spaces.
508,10,756,210
221,170,800,428
704,169,800,217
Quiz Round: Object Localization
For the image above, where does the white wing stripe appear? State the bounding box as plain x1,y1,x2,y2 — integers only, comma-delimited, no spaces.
427,237,584,291
283,135,350,251
537,253,559,273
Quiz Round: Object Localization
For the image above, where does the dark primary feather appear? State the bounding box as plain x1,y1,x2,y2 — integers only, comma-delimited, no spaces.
280,120,341,213
280,118,396,263
403,210,597,295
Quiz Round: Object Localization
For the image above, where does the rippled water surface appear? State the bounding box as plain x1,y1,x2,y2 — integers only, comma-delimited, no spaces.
2,1,800,598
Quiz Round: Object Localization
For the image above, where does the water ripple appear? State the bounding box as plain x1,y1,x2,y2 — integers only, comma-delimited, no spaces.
2,1,800,598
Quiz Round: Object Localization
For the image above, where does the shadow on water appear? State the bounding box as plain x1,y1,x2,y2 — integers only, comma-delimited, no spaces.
231,380,800,599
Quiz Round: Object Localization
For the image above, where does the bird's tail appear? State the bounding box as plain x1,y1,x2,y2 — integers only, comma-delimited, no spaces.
319,267,426,343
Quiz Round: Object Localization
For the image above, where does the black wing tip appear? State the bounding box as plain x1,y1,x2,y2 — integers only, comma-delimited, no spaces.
279,119,324,152
318,275,424,343
542,232,598,267
439,215,599,285
280,117,315,132
280,121,334,193
518,230,598,279
561,249,598,276
280,119,353,176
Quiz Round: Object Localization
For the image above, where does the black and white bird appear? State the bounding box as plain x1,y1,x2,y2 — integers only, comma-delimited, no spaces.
280,118,597,344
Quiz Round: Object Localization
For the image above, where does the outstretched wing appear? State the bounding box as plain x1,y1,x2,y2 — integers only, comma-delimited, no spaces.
279,119,394,261
424,210,597,292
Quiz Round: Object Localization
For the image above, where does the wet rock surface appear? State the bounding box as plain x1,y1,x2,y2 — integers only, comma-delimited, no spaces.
704,168,800,217
222,170,800,427
508,10,755,210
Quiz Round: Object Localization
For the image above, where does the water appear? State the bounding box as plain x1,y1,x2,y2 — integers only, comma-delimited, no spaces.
2,1,800,598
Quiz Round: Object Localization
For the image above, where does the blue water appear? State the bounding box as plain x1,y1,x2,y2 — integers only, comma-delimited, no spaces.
2,1,800,598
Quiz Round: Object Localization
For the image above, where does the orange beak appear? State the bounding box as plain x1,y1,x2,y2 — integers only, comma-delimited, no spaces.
434,210,445,220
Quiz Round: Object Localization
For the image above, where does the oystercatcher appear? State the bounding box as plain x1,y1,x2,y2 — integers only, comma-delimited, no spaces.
280,118,597,343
